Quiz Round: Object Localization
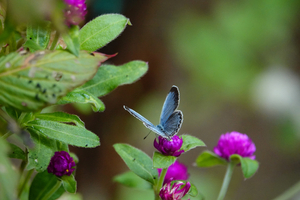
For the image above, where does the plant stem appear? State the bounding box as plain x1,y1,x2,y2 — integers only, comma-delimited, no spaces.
272,180,300,200
1,132,12,139
50,31,60,50
154,168,168,200
217,162,235,200
41,180,62,200
18,169,34,198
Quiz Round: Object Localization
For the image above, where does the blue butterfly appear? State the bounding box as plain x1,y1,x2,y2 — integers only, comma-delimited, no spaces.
123,85,183,140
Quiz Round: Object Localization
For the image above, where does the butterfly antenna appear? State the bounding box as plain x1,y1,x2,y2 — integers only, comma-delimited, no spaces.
144,131,152,140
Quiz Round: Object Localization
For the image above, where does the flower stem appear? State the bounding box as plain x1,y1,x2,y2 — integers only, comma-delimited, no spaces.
217,162,235,200
41,179,62,200
50,31,60,50
272,180,300,200
154,168,168,200
18,169,34,198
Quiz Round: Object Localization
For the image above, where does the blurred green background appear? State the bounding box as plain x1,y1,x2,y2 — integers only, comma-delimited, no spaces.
25,0,300,199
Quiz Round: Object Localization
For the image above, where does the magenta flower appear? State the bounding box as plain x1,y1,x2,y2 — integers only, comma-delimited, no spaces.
158,160,189,184
214,131,256,161
63,0,87,25
159,181,191,200
154,135,184,157
47,151,76,177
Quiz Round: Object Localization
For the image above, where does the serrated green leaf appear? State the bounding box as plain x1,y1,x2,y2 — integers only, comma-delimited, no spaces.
58,88,105,112
61,175,77,193
29,171,65,200
113,171,152,189
153,152,176,169
80,61,148,97
25,22,52,52
230,154,259,179
26,120,100,148
113,143,158,185
0,50,108,111
36,112,85,127
180,135,205,152
195,151,227,167
8,143,26,160
0,138,18,200
80,14,130,52
63,25,80,56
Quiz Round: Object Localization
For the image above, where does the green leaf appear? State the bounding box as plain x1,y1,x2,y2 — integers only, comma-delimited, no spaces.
29,171,65,200
61,175,77,193
0,138,18,200
152,152,176,169
195,151,227,167
18,112,35,126
26,128,59,172
0,0,7,32
180,135,206,152
113,143,158,185
80,61,148,97
188,183,198,197
80,14,130,52
63,25,80,56
36,112,85,127
8,143,26,160
113,171,152,189
58,88,105,112
26,120,100,148
25,22,52,52
0,50,108,111
230,154,259,179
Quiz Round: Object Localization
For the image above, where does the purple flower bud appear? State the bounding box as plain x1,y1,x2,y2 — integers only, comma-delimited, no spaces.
159,181,191,200
214,131,256,161
47,151,76,177
63,0,87,26
154,135,184,157
158,160,189,184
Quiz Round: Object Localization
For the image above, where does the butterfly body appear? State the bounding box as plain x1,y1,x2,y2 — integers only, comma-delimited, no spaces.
123,85,183,140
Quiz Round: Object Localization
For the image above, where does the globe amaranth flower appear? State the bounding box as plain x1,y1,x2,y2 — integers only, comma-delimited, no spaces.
159,181,191,200
154,135,184,157
214,131,256,161
158,160,189,184
47,151,76,177
63,0,87,25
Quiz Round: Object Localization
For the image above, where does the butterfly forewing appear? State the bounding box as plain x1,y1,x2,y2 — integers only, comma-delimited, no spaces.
160,85,180,126
162,111,183,137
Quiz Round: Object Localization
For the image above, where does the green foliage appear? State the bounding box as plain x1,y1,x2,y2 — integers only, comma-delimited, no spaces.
62,26,80,57
195,151,227,167
113,171,152,189
0,50,108,111
230,154,259,179
8,143,26,160
61,175,77,193
35,112,85,127
29,171,64,200
0,138,18,200
152,152,176,169
80,61,148,97
180,135,205,152
113,143,158,185
80,14,131,52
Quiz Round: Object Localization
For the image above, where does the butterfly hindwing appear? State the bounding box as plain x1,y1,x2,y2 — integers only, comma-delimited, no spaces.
160,85,180,126
162,111,183,137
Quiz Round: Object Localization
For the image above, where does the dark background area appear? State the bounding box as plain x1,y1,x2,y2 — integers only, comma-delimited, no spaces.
64,0,300,199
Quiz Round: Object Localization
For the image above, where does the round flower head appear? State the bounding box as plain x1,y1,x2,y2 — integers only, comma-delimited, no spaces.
63,0,87,26
158,160,189,184
214,131,256,161
154,135,184,157
159,181,191,200
47,151,76,177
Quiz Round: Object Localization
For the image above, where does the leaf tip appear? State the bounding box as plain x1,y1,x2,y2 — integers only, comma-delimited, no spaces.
127,19,132,26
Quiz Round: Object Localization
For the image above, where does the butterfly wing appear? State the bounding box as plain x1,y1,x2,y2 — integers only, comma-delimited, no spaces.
123,105,166,136
162,111,183,138
160,85,180,126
